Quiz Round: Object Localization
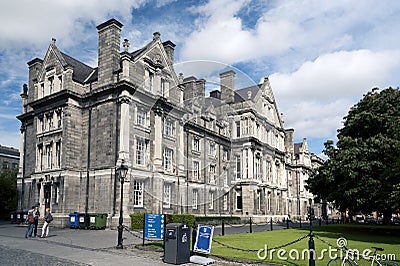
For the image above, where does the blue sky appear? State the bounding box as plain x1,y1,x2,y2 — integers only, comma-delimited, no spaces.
1,0,400,157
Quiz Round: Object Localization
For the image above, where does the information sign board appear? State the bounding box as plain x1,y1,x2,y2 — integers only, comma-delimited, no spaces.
144,214,164,239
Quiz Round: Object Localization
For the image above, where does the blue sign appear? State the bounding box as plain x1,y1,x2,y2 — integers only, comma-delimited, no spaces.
144,214,164,239
194,225,214,254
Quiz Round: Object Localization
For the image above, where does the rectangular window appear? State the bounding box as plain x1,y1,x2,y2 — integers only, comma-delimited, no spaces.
41,84,44,97
209,192,214,210
255,154,261,180
223,169,228,186
57,112,62,128
163,183,171,208
47,114,53,130
38,145,43,170
136,138,146,166
193,137,200,151
244,118,249,135
56,141,61,168
136,110,146,126
223,194,228,211
209,141,216,157
236,121,240,137
164,119,174,137
58,75,62,90
46,144,52,169
223,149,228,161
133,181,144,207
49,77,54,94
235,155,241,179
236,191,242,210
193,161,199,180
161,78,166,96
257,191,261,211
267,193,271,212
192,190,198,210
163,147,173,171
209,165,216,184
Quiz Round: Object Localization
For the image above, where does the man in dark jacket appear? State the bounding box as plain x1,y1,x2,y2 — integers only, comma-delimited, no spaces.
33,206,40,237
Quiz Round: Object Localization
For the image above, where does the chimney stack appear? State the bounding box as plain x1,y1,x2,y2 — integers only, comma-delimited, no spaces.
220,70,235,103
163,41,176,65
96,18,123,87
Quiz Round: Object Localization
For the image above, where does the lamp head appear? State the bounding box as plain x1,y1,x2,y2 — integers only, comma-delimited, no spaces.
117,160,129,181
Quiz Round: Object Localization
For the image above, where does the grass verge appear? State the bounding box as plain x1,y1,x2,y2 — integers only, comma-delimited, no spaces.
211,224,400,266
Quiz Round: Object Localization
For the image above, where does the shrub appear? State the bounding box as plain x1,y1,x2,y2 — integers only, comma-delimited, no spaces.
195,216,241,225
130,213,196,229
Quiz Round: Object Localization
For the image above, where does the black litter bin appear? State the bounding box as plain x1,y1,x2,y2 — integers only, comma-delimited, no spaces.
78,213,89,229
164,223,191,265
10,212,17,223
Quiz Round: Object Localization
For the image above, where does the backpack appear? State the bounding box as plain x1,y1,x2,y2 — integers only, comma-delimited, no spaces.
46,213,53,223
28,213,34,223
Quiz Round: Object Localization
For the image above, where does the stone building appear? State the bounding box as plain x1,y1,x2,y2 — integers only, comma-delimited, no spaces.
0,145,19,171
17,18,322,227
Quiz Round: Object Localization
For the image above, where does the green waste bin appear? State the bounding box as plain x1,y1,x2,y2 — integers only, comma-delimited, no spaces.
88,213,107,229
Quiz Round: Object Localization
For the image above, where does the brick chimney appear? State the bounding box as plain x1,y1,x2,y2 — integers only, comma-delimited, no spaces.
96,18,123,87
220,70,235,103
163,40,176,66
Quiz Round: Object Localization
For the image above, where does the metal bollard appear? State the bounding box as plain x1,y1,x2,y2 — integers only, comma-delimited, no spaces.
319,218,321,226
222,219,225,236
300,217,302,228
249,217,253,233
270,217,273,231
286,218,289,229
309,232,315,266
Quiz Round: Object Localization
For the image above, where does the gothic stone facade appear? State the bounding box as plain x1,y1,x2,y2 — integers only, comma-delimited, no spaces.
17,19,322,227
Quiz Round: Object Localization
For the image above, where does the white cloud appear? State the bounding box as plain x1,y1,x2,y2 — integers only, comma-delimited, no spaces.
270,49,400,143
0,0,146,49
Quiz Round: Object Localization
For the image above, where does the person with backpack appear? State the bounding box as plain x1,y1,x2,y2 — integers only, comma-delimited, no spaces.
33,206,40,237
40,208,53,238
24,206,36,238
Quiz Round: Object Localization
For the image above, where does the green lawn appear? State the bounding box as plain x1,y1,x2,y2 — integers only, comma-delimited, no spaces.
211,224,400,266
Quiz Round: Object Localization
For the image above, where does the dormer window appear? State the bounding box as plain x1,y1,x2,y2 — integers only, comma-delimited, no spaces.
48,77,54,94
58,75,62,90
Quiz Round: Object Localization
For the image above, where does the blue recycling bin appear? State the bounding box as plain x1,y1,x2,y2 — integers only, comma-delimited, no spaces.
69,212,80,228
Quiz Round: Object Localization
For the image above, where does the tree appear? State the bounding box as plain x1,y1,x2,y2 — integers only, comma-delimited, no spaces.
0,167,18,219
307,87,400,224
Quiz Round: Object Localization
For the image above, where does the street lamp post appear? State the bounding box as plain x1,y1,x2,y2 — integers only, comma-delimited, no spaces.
116,161,128,249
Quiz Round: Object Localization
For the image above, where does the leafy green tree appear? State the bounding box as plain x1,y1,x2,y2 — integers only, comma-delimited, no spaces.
307,87,400,224
0,167,18,219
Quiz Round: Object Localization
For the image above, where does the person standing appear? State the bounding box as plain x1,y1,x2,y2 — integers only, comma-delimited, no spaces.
40,208,53,238
24,206,35,238
33,206,40,237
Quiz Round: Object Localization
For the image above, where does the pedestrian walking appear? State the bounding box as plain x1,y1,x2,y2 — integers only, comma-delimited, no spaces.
33,206,40,237
40,208,53,238
24,206,36,238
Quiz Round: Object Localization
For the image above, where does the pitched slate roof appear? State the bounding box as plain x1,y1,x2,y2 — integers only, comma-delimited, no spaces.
60,52,96,84
234,84,261,103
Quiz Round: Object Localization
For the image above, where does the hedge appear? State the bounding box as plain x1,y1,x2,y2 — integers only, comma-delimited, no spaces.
195,216,241,225
130,213,196,229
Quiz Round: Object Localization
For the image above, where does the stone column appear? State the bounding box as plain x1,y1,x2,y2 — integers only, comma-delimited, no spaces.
118,90,131,164
153,108,163,168
248,147,254,180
